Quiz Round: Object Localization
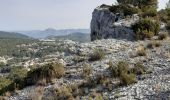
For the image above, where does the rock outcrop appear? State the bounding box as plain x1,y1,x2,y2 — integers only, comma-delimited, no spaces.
90,6,139,41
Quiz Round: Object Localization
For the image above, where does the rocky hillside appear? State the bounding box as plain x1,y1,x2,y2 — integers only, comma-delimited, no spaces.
7,38,170,100
1,1,170,100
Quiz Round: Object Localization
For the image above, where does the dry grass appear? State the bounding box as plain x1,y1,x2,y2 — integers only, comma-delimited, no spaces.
158,32,168,40
147,41,162,49
82,64,92,78
89,49,105,61
27,62,65,85
137,47,147,56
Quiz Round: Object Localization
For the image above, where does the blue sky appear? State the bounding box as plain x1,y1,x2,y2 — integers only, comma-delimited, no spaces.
0,0,168,31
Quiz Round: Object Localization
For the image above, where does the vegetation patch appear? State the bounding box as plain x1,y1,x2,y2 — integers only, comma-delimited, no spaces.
132,18,160,40
89,49,105,61
27,62,65,85
109,4,139,16
82,64,92,78
109,61,137,86
137,47,147,56
147,41,162,49
158,32,168,40
0,62,65,95
131,62,146,75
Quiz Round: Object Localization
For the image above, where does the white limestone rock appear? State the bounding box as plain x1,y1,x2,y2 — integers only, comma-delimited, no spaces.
90,6,139,41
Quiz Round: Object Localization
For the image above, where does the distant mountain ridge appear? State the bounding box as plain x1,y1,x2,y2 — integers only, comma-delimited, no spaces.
48,32,90,42
17,28,90,39
0,31,30,39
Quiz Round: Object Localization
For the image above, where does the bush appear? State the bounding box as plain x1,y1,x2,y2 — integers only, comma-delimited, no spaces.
119,73,136,86
117,61,129,77
55,86,74,100
108,61,118,77
131,62,146,75
8,67,28,89
0,77,13,95
141,8,157,17
27,62,65,85
0,62,65,95
137,48,147,56
89,49,105,61
158,32,168,40
82,64,92,78
147,41,162,49
158,9,169,23
132,18,160,40
109,61,136,86
0,62,5,68
109,4,139,16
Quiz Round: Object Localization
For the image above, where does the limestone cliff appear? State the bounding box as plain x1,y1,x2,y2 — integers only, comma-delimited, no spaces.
90,5,139,41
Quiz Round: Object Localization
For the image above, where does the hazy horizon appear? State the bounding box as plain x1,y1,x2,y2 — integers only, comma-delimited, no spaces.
0,0,168,31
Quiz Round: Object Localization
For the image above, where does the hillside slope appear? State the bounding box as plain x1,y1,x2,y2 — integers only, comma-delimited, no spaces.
49,32,90,42
0,31,30,39
17,29,90,39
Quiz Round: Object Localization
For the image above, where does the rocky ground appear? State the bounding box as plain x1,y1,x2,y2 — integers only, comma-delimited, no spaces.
8,38,170,100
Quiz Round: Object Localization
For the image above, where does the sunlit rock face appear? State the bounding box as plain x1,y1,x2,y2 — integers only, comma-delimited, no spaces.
167,1,170,8
90,6,139,41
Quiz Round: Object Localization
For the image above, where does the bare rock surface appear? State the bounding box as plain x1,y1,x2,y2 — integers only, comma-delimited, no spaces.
90,6,139,41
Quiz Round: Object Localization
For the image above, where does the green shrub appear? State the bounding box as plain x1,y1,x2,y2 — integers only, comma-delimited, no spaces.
8,67,28,89
158,9,169,23
109,4,139,16
0,62,65,95
27,62,65,85
119,73,136,86
132,18,160,40
131,62,146,75
89,49,105,61
158,32,168,40
109,61,136,86
0,62,5,68
55,86,74,100
108,61,118,77
141,8,157,17
0,77,13,95
117,61,129,77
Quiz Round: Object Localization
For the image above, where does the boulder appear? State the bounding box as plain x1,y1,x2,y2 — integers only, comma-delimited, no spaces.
90,6,139,41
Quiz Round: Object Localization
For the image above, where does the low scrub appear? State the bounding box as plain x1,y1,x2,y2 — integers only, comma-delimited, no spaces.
82,64,92,78
147,41,161,49
141,8,157,18
55,86,74,100
158,32,168,40
0,62,65,95
109,4,139,16
137,47,147,56
27,62,65,85
119,73,136,86
131,62,146,75
0,77,13,95
89,49,105,61
109,61,137,86
132,18,160,40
